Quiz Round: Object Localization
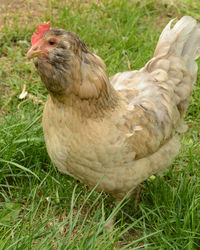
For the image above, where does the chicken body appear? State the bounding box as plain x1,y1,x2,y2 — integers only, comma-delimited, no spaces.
27,17,200,200
43,91,180,199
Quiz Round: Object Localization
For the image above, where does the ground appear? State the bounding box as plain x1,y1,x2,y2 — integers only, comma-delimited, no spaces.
0,0,200,249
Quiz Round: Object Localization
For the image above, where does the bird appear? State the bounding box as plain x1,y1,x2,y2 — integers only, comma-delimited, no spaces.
26,17,200,228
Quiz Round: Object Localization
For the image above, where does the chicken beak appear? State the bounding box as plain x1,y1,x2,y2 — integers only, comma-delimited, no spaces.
26,46,43,59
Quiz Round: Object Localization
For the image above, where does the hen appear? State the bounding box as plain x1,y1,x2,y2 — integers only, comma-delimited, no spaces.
26,17,200,204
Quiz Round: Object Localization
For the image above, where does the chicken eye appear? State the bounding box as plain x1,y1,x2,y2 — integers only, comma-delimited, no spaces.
49,40,55,45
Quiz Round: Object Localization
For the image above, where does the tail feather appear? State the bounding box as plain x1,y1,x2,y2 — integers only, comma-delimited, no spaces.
141,15,200,133
154,16,200,81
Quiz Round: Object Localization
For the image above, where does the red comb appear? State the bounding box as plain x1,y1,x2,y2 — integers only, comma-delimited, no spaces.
31,21,51,46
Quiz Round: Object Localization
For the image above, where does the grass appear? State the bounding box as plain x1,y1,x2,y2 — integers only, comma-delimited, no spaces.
0,0,200,249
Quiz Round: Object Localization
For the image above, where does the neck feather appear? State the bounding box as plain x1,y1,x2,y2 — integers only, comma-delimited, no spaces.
48,52,120,118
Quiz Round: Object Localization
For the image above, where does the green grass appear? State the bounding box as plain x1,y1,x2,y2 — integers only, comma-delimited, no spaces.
0,0,200,249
